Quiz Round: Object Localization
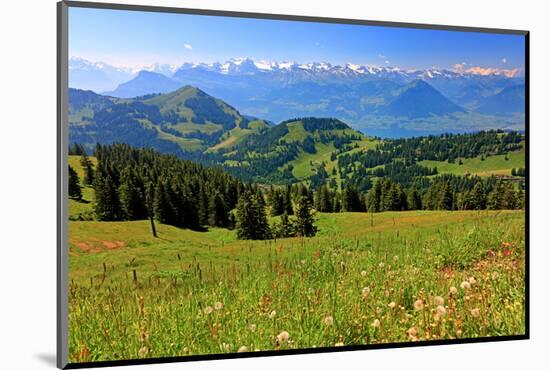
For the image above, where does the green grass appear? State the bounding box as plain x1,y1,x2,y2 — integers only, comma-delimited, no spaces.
419,151,525,177
68,156,95,218
68,210,525,363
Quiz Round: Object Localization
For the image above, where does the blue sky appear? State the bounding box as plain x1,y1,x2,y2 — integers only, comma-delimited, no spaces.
69,7,525,70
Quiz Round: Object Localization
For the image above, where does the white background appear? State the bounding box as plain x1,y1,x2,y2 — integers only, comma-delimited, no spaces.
0,0,548,368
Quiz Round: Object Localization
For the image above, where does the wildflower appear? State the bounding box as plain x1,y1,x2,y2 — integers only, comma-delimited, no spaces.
372,319,381,328
204,306,213,314
388,301,396,309
434,296,444,306
277,331,290,342
449,286,458,295
334,342,345,347
138,346,149,358
214,301,223,311
269,310,276,319
237,346,248,353
182,347,189,354
406,326,418,339
414,299,424,311
468,277,477,285
379,262,385,268
249,324,257,332
460,281,471,290
362,287,370,298
361,270,367,277
437,305,447,316
393,255,399,262
471,308,480,318
323,315,334,326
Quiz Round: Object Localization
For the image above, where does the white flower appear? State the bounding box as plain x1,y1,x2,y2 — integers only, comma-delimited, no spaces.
388,301,396,309
460,281,471,290
471,308,480,318
468,277,477,285
449,286,458,295
393,255,399,262
324,315,334,326
204,306,213,314
214,301,223,311
371,319,381,328
277,331,290,342
437,305,447,316
268,310,277,319
361,270,367,277
379,262,385,268
362,287,370,298
249,324,257,332
237,346,248,353
414,299,424,311
434,296,444,306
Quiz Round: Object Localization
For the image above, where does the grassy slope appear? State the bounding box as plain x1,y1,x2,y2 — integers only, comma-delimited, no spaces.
419,151,525,177
68,210,525,362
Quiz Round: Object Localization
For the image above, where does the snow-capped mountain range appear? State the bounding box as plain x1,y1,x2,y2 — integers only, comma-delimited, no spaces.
69,56,523,93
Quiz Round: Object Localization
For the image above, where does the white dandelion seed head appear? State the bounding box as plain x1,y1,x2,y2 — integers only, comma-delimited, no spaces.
324,315,334,326
277,331,290,342
361,270,367,277
434,296,444,306
371,319,381,328
204,306,213,314
468,277,477,285
414,299,424,311
471,308,480,318
269,310,277,319
214,301,223,310
460,281,471,290
437,305,447,316
449,286,458,295
388,301,396,309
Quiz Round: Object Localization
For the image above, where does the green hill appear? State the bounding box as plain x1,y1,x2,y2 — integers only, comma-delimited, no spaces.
68,87,269,153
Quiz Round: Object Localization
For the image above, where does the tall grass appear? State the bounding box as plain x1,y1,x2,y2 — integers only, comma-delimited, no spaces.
68,211,525,363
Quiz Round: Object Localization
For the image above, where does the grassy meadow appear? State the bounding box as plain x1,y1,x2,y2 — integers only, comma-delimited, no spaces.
68,209,525,363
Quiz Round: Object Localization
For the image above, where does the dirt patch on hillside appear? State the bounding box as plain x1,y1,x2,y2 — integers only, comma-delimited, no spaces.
71,240,125,253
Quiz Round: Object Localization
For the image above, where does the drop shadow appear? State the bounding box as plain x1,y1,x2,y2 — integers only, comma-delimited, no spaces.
35,353,56,367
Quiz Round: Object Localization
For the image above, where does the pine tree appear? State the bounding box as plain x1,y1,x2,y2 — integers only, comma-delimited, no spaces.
80,151,95,186
119,169,146,220
366,180,382,212
236,191,271,240
68,165,82,200
470,182,487,210
208,192,228,227
153,179,175,224
294,195,317,237
145,181,157,237
94,168,122,221
439,183,454,210
407,187,422,210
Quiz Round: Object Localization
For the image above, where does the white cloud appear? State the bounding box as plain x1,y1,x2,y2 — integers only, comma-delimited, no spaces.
184,44,193,50
385,60,390,64
378,54,387,59
502,57,507,64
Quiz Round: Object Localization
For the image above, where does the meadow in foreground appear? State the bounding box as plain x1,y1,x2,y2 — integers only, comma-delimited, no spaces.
68,210,525,363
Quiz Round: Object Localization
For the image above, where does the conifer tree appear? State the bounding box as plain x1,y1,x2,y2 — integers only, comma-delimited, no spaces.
80,151,95,186
208,192,228,227
68,165,82,200
470,182,487,210
119,169,146,220
94,168,122,221
295,195,317,237
407,187,422,210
